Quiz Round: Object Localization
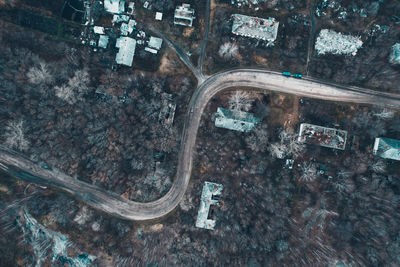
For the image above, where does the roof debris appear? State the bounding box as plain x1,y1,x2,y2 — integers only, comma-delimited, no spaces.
373,137,400,161
298,123,347,150
196,182,223,230
315,29,363,56
215,107,261,132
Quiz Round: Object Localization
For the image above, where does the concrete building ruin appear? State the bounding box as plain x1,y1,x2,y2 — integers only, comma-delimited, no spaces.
115,37,136,66
215,107,261,132
174,4,195,27
373,137,400,161
315,29,363,56
196,182,223,230
298,123,347,150
159,93,176,127
104,0,125,14
231,14,279,44
389,43,400,65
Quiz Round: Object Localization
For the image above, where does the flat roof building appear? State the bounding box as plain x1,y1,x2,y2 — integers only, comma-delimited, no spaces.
196,182,223,230
155,12,163,21
148,36,163,50
231,14,279,43
373,137,400,161
93,26,105,34
115,37,136,67
174,4,195,27
104,0,125,14
298,123,347,150
215,107,261,132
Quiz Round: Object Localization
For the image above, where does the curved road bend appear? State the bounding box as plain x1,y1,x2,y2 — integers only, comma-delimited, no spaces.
1,69,400,221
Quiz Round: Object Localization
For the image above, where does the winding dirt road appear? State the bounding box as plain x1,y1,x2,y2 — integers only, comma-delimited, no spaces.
2,69,400,220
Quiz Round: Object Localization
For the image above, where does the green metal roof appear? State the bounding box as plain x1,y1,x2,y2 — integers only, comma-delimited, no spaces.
215,107,261,132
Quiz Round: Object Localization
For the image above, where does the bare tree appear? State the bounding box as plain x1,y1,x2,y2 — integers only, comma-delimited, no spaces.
55,84,75,104
54,69,91,104
228,91,254,112
269,129,305,159
3,119,29,151
372,108,395,120
245,124,269,152
218,42,239,60
27,61,53,85
299,162,318,182
371,160,386,173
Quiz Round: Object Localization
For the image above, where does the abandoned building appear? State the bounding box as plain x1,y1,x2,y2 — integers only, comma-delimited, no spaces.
174,4,195,27
115,36,136,66
231,14,279,43
196,182,223,230
215,107,261,132
373,137,400,161
104,0,125,14
390,43,400,64
315,29,363,56
298,123,347,150
159,93,176,127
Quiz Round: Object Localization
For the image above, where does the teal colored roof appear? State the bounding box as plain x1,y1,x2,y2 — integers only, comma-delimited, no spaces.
373,137,400,161
215,107,261,132
196,182,223,230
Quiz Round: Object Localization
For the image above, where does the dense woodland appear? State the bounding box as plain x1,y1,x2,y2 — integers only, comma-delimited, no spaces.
1,0,400,266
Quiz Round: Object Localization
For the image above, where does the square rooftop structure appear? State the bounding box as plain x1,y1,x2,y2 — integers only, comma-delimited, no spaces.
115,37,136,67
148,36,163,50
196,182,223,230
373,137,400,161
174,3,195,27
104,0,125,14
315,29,363,56
155,12,163,21
231,14,279,42
98,35,109,48
298,123,347,150
215,107,261,132
389,43,400,65
93,26,105,34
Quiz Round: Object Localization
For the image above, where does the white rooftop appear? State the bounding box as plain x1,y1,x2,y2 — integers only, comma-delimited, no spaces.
174,3,195,27
148,36,163,50
155,12,163,21
115,37,136,67
215,107,261,132
315,29,363,56
98,35,109,48
93,26,105,34
104,0,125,14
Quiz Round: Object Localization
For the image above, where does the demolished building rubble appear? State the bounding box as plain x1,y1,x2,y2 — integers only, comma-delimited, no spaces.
196,182,223,230
298,123,347,150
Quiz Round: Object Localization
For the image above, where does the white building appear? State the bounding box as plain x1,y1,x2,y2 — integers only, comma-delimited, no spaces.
315,29,363,56
155,12,163,21
104,0,125,14
174,4,195,27
231,14,279,43
93,26,105,34
115,37,136,67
